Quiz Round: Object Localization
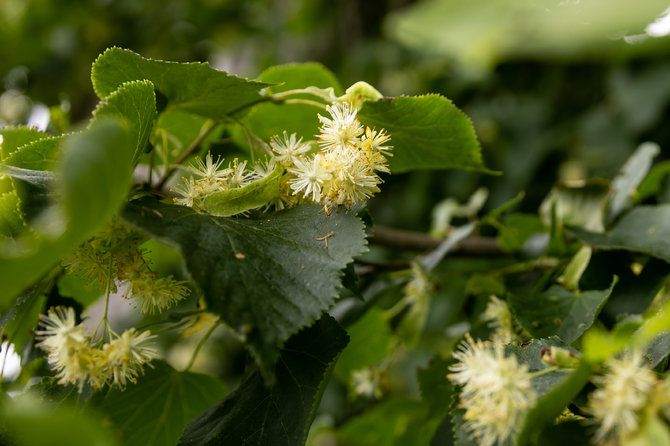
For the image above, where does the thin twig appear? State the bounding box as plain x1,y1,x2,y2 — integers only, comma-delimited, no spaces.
156,120,220,190
369,225,502,255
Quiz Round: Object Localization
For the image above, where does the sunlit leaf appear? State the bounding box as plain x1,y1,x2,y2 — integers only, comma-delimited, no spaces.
358,95,488,174
91,47,269,119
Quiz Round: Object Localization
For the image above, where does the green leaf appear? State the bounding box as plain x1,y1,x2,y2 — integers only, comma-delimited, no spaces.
607,142,659,224
92,80,157,163
358,95,488,174
510,340,593,446
122,198,367,380
0,119,134,307
0,190,26,238
91,47,269,119
179,315,348,446
508,277,617,343
1,395,116,446
202,166,283,217
417,355,455,416
92,361,226,446
333,307,393,384
1,289,46,356
637,159,670,202
3,136,61,170
0,126,48,161
244,62,343,141
575,204,670,263
336,398,436,446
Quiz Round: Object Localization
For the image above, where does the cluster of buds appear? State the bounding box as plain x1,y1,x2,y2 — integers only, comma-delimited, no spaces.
36,307,158,391
63,220,190,314
172,101,391,213
448,334,537,446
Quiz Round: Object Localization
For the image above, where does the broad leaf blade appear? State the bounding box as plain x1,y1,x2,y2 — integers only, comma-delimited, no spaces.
575,204,670,263
3,136,61,170
179,315,348,446
358,95,488,174
91,47,269,119
92,79,157,163
0,126,48,161
122,198,367,379
0,119,133,307
508,278,617,343
93,361,226,446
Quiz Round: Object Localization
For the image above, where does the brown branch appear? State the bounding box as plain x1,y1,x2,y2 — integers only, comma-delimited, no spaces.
369,225,502,256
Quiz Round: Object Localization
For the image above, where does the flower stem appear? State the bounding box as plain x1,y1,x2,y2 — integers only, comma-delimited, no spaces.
184,319,220,372
282,98,328,109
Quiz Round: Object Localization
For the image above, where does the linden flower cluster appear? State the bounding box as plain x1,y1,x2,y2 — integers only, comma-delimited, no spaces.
587,350,658,445
172,101,391,212
449,334,537,446
36,307,158,391
64,220,190,314
281,102,391,208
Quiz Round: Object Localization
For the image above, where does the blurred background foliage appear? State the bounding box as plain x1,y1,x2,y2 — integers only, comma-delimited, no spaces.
2,1,670,439
3,0,670,228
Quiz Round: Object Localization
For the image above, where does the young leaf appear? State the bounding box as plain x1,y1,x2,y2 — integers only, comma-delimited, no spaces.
244,62,343,141
178,315,348,446
0,126,48,161
91,47,269,119
357,95,488,174
122,197,367,380
3,136,61,170
91,79,157,163
0,190,26,238
0,119,133,307
575,204,670,263
202,166,283,217
508,277,617,343
92,361,226,446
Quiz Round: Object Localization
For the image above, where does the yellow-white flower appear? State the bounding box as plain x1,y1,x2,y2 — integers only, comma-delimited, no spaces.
449,334,537,446
588,350,657,445
36,307,109,391
104,328,159,388
271,131,312,166
288,154,332,202
317,102,364,150
189,152,231,185
173,176,200,208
